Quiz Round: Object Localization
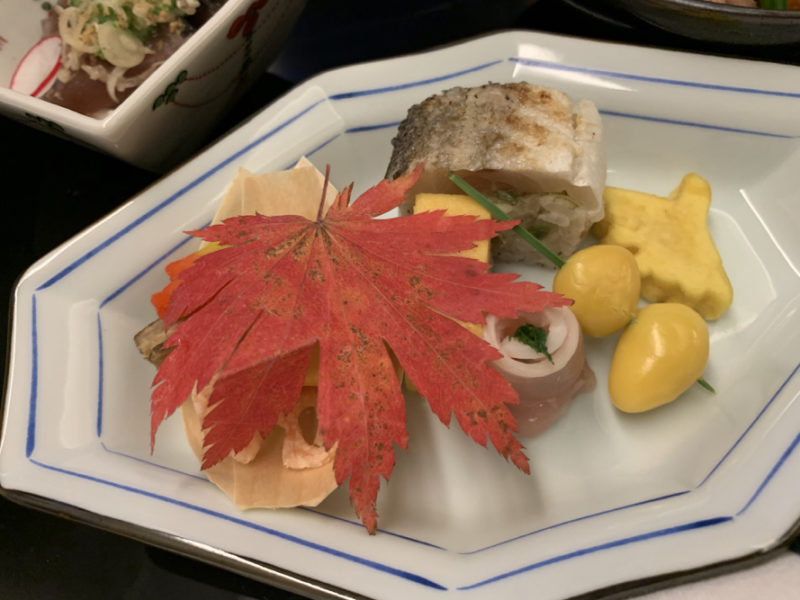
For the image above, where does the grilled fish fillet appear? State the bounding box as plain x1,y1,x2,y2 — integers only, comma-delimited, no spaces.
385,82,606,266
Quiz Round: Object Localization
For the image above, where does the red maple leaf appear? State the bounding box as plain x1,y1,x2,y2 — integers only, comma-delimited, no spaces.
150,167,570,532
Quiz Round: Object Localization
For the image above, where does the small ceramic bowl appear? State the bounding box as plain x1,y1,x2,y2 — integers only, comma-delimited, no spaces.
0,0,306,170
607,0,800,45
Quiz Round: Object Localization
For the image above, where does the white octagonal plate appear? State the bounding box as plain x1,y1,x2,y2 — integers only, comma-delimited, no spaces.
2,31,800,600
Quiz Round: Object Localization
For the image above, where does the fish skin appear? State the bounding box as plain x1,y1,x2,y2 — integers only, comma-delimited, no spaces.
385,82,606,266
387,83,577,181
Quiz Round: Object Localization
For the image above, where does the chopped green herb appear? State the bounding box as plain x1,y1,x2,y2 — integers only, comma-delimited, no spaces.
100,6,117,23
696,377,716,393
42,1,53,9
122,5,137,25
90,2,118,23
511,324,553,363
135,24,155,42
123,5,156,42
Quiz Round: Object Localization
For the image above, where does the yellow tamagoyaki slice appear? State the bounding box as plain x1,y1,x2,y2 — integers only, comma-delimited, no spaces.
306,193,490,389
414,193,491,337
592,173,733,320
414,193,493,263
400,193,492,392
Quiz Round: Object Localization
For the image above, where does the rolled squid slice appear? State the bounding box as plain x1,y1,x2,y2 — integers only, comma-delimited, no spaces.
484,307,595,436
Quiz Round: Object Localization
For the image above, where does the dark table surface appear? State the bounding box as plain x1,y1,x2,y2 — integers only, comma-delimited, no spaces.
2,0,800,598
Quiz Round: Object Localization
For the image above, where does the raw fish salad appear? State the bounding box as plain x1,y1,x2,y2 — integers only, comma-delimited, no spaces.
40,0,223,116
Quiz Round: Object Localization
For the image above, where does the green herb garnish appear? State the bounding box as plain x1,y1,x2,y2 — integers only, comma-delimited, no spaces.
696,378,716,393
90,3,118,24
511,324,553,363
123,5,156,42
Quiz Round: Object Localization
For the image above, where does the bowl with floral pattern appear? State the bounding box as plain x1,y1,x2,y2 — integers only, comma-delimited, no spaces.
0,0,306,170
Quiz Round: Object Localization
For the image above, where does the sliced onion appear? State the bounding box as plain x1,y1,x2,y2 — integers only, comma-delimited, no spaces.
498,336,548,361
545,316,567,353
176,0,201,15
58,7,99,54
81,63,110,82
97,23,149,68
105,65,127,102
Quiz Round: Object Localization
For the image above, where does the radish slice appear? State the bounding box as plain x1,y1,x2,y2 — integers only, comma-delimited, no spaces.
10,36,62,97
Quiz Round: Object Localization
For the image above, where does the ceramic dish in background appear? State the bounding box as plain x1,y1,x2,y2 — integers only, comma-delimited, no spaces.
601,0,800,45
0,0,306,171
2,30,800,600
